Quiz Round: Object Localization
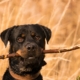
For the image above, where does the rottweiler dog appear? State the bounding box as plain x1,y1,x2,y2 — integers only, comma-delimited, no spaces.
0,24,51,80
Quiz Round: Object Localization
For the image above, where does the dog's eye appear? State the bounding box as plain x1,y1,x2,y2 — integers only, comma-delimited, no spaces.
17,37,24,43
17,33,25,43
31,32,41,41
35,36,41,41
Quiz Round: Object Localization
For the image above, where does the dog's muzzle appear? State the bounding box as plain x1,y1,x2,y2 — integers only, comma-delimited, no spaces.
17,42,43,59
14,43,43,73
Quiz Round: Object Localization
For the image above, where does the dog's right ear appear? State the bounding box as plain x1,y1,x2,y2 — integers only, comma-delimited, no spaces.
1,27,13,46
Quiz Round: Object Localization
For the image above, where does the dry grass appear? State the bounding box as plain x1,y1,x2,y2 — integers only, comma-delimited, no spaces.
0,0,80,80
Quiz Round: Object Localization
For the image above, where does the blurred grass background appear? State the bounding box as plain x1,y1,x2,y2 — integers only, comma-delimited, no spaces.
0,0,80,80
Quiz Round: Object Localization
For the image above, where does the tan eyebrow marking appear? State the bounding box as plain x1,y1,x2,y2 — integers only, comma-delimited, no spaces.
21,34,25,37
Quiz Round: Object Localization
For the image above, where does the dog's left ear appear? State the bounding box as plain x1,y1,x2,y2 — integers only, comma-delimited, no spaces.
37,24,51,43
1,27,13,46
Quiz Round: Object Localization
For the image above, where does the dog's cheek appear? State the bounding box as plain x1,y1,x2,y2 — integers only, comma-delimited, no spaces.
9,43,21,53
37,52,45,63
35,48,43,57
37,38,45,49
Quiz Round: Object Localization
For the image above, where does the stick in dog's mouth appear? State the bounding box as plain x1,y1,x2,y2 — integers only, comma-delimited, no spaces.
0,45,80,59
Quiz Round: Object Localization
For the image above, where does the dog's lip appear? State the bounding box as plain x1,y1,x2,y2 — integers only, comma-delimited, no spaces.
28,56,35,59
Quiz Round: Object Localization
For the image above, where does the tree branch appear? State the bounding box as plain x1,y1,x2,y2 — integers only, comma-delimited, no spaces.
0,45,80,59
44,45,80,53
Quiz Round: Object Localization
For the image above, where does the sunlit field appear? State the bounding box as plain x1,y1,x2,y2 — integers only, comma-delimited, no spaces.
0,0,80,80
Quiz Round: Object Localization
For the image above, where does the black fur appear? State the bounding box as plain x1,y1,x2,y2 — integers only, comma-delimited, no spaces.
1,24,51,80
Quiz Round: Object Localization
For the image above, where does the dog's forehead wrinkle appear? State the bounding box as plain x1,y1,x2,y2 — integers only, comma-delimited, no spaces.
28,26,45,37
12,25,44,37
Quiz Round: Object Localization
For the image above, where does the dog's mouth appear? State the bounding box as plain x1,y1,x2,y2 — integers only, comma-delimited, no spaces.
15,56,41,73
28,56,35,59
10,48,45,75
15,48,43,65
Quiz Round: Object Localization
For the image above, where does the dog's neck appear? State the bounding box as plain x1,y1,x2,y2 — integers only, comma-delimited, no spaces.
9,67,40,80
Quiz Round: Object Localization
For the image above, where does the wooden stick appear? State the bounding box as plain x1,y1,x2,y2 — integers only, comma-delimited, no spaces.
0,45,80,59
0,53,19,59
44,45,80,53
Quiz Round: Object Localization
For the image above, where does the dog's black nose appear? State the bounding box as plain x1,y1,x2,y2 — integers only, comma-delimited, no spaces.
26,44,36,51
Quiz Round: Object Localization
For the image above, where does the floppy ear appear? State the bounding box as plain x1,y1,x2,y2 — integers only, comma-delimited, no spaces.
1,27,13,46
37,24,51,43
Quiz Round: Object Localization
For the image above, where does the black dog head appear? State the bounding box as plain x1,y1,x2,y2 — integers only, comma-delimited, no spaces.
1,24,51,75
